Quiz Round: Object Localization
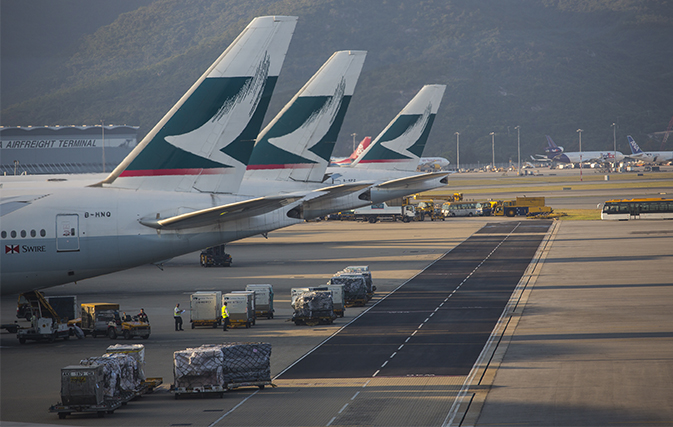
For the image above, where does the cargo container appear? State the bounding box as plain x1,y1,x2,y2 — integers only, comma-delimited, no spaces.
230,291,256,325
60,364,105,406
341,266,375,300
189,291,222,329
45,296,78,323
293,285,345,317
329,274,368,307
245,284,274,319
222,293,254,328
291,290,336,326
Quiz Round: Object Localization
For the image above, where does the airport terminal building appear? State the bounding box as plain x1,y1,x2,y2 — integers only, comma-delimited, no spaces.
0,125,138,175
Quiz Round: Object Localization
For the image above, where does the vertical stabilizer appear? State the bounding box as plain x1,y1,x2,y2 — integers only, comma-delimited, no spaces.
246,50,366,183
351,84,446,171
100,16,297,193
627,136,643,155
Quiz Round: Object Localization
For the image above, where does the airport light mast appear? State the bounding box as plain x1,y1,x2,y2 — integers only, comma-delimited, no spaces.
515,125,521,175
612,122,617,171
577,128,583,182
490,132,495,171
455,132,460,172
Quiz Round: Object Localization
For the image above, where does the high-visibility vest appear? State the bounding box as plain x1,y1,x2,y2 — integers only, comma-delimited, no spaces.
222,305,229,319
174,306,181,317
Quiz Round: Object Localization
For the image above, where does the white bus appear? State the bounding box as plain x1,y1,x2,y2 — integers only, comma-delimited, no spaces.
442,201,483,217
601,198,673,220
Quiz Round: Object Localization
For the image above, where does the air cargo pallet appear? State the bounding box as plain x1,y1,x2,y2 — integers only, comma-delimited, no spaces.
292,315,336,326
228,380,275,391
49,399,122,419
345,298,367,307
172,384,227,399
190,319,221,329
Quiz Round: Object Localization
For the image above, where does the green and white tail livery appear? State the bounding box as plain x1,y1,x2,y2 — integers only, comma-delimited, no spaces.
246,50,366,183
351,84,446,171
101,16,297,193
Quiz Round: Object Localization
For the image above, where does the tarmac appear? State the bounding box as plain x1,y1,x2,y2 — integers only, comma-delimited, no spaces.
1,170,673,426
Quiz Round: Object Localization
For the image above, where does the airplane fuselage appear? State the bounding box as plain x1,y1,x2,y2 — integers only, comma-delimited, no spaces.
0,186,301,295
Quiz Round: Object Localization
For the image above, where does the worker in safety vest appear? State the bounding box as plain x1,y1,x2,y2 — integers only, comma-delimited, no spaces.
174,303,185,331
222,302,230,331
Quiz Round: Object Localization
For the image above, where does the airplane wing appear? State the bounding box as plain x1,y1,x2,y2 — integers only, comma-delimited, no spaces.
139,195,303,230
375,172,451,189
306,182,374,203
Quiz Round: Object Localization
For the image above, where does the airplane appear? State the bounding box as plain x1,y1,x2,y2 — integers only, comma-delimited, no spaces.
1,16,306,295
330,137,371,166
323,84,450,204
626,135,673,164
535,135,625,164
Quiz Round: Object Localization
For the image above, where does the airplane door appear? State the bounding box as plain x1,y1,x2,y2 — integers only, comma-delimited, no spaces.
56,214,80,252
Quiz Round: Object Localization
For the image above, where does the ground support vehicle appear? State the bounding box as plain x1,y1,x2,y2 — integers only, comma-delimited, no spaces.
1,323,20,333
199,244,232,267
80,303,119,337
106,312,151,340
494,196,552,217
601,198,673,220
46,295,78,323
190,291,222,328
245,284,274,319
222,293,255,328
16,291,71,344
352,202,416,223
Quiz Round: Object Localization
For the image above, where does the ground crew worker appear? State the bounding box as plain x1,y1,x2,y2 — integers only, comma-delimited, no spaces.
137,308,149,323
174,303,185,331
222,302,230,331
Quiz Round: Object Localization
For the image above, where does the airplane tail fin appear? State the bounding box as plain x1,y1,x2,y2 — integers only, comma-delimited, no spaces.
246,50,366,183
546,135,558,149
99,16,297,193
627,135,643,154
351,84,446,171
349,137,372,160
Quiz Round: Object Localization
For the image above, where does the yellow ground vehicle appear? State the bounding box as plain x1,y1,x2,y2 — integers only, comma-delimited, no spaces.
81,303,151,339
494,197,552,217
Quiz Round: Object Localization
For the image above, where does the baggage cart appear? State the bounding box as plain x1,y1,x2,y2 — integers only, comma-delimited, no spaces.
245,284,274,319
190,291,222,328
222,293,254,328
308,285,345,317
50,364,122,419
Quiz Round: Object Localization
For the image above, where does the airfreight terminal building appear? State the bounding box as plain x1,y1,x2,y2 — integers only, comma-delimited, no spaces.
0,125,138,175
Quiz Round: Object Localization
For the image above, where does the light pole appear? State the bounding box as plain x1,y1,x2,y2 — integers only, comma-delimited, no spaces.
612,122,617,171
454,132,460,172
515,125,521,175
351,133,357,152
577,128,583,181
101,120,106,173
489,132,495,171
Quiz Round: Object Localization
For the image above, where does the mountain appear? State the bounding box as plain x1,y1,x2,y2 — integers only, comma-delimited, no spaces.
2,0,672,164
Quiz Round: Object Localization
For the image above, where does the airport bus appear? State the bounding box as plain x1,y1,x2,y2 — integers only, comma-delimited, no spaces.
442,201,483,217
601,198,673,220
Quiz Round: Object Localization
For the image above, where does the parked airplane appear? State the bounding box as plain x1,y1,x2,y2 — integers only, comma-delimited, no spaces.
626,135,673,164
330,137,372,166
0,16,303,295
324,85,450,203
535,135,624,164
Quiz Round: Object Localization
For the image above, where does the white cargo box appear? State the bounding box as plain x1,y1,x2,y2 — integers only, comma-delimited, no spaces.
222,293,254,327
190,291,222,325
245,284,274,317
230,291,256,317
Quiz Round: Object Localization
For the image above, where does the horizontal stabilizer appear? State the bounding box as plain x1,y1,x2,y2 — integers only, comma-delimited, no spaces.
307,182,374,202
375,172,450,189
139,195,302,230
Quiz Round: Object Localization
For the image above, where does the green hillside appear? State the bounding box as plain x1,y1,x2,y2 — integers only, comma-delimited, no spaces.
2,0,672,164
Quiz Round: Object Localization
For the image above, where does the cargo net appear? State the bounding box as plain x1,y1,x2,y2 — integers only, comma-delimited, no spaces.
341,267,373,293
106,344,146,380
174,343,271,389
80,353,140,398
330,274,367,300
292,291,334,319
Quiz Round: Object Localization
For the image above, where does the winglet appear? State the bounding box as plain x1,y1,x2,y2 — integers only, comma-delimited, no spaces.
99,16,297,193
351,84,446,171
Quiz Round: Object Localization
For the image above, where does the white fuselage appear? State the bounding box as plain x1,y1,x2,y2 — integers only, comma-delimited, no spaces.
0,185,302,294
554,151,625,164
629,151,673,164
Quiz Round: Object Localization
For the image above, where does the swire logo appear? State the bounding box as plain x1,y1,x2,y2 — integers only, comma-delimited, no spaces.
5,245,20,254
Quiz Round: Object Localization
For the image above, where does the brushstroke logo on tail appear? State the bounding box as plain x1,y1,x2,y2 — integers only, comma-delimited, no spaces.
248,78,349,170
360,104,435,163
121,54,272,177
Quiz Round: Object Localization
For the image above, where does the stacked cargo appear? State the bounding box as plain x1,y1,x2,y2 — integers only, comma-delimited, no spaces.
80,353,141,398
329,274,368,307
341,265,376,300
245,284,274,319
106,344,146,381
291,290,336,325
173,342,272,397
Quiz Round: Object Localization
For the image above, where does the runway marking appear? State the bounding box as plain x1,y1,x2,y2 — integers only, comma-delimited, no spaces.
351,391,360,400
326,416,336,426
338,403,349,414
390,352,397,358
208,389,260,427
398,344,405,350
381,361,389,368
373,370,380,377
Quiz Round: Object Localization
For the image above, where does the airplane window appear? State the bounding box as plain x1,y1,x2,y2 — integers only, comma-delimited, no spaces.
40,229,46,237
21,230,27,238
11,230,17,238
31,230,36,237
1,231,6,238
